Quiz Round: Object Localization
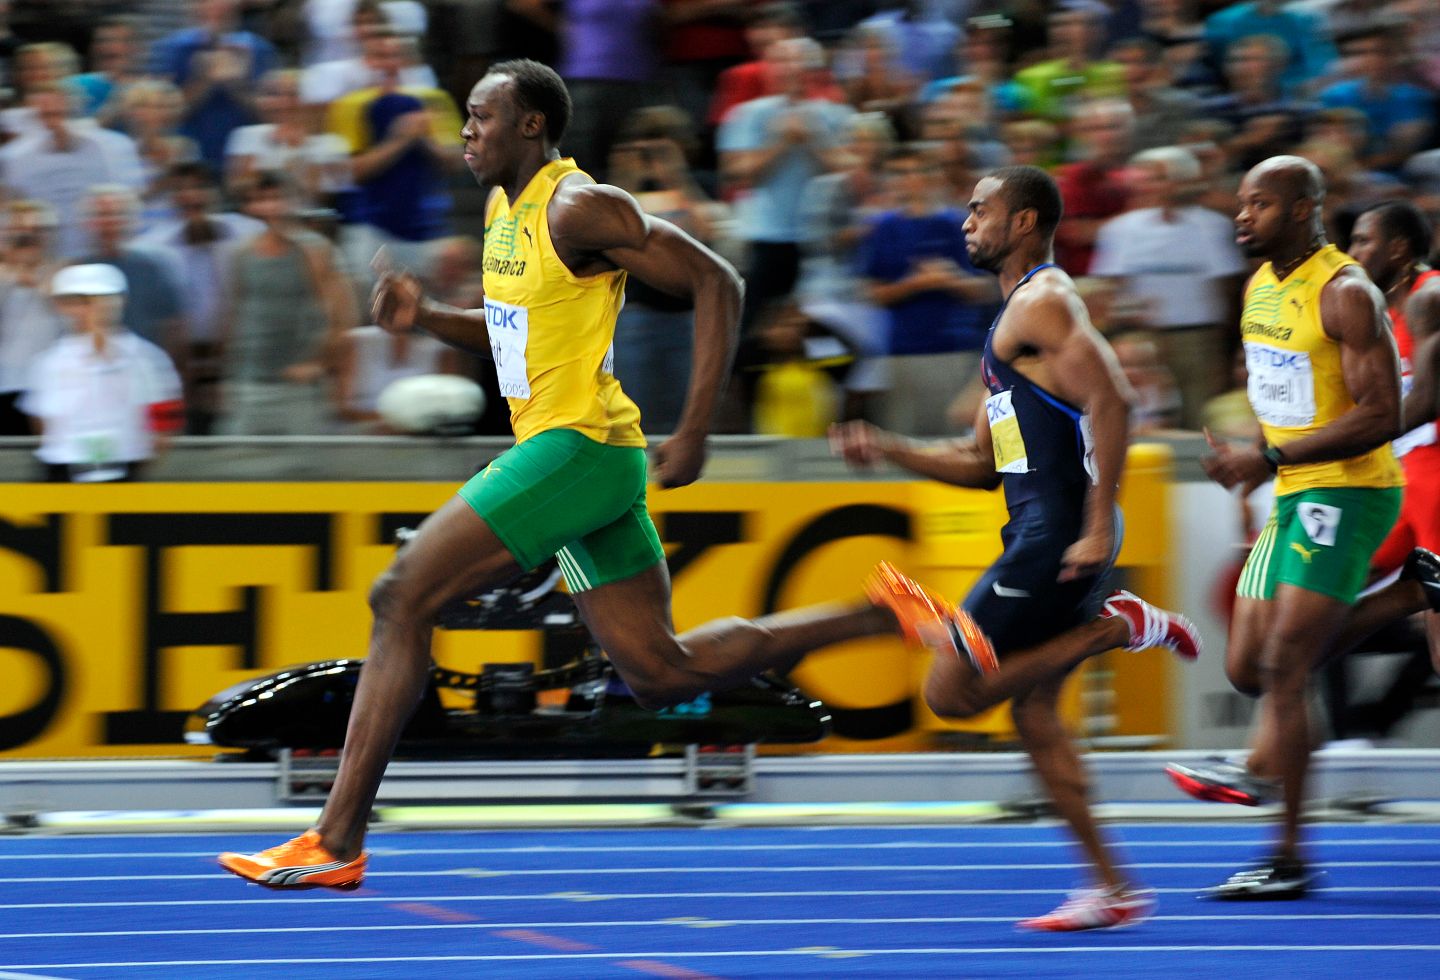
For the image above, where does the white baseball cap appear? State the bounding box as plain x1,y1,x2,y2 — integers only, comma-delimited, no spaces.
51,263,128,298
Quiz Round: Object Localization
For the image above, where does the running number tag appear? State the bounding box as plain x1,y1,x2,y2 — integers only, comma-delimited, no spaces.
985,389,1029,474
1245,342,1316,428
485,298,531,399
1394,371,1437,456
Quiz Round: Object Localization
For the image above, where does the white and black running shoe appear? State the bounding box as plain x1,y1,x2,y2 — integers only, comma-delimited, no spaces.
1206,856,1312,900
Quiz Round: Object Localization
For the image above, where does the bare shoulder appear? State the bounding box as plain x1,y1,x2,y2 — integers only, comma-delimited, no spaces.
1320,265,1386,341
1005,269,1087,332
549,179,647,252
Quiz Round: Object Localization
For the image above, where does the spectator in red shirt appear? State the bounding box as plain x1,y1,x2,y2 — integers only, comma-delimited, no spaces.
1054,97,1133,275
708,2,843,126
659,0,753,138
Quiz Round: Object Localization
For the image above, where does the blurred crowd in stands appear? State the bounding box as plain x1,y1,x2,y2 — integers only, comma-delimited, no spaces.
1,0,1439,477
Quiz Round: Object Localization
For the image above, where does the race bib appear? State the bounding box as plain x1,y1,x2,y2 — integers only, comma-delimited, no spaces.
1394,372,1437,456
485,298,531,399
985,389,1029,474
1245,342,1316,428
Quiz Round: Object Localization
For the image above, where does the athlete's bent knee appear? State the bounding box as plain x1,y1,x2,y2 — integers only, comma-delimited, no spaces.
368,563,434,627
1226,659,1262,698
623,664,699,711
924,679,987,720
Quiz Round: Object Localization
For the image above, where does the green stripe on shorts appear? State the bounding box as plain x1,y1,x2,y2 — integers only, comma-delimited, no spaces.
457,428,665,592
1237,486,1402,604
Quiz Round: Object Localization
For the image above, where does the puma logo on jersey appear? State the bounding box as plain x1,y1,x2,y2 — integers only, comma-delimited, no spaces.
1289,297,1304,313
522,227,533,249
1290,541,1320,564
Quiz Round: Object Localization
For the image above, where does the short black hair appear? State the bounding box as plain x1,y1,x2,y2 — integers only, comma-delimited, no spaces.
485,59,572,144
1361,200,1433,260
989,165,1063,237
168,160,217,186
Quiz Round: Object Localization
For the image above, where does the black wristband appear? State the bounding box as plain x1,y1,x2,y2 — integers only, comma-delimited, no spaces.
1261,444,1285,472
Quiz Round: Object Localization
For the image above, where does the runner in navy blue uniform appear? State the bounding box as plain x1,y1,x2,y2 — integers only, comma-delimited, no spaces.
833,165,1201,931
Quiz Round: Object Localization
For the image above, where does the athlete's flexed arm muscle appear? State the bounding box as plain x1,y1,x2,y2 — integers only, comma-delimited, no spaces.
549,181,744,489
1206,267,1401,489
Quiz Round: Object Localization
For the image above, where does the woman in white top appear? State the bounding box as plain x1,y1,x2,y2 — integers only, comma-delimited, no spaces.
20,263,182,482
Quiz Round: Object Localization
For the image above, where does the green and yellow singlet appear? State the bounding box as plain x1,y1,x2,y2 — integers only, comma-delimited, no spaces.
1241,244,1402,495
482,158,645,447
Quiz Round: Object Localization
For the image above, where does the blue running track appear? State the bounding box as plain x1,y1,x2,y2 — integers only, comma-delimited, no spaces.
0,822,1437,978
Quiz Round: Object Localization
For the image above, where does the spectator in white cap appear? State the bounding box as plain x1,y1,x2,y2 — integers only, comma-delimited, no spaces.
19,263,183,482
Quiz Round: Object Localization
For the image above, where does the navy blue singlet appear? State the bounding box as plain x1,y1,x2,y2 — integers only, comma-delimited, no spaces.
980,262,1095,509
964,262,1119,651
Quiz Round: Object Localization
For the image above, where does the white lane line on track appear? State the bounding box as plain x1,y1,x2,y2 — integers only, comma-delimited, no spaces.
24,822,1440,841
8,947,1440,970
3,886,1440,910
2,839,1437,860
6,914,1440,940
3,860,1439,883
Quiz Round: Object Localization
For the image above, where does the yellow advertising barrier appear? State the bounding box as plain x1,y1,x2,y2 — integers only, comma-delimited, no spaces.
0,445,1171,759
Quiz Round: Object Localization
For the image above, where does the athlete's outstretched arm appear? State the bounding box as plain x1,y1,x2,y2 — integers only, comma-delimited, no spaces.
371,248,492,357
829,414,1002,491
1402,282,1440,433
1005,283,1134,581
551,183,744,488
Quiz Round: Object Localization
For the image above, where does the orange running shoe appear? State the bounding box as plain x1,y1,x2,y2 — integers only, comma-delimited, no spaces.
218,830,367,889
866,561,998,675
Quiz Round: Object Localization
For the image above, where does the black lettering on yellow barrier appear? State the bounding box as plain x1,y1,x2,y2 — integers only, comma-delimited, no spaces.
0,614,66,751
102,513,336,746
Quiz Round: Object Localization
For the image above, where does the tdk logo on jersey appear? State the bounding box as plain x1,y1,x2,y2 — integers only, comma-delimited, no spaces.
1254,349,1303,370
487,305,523,330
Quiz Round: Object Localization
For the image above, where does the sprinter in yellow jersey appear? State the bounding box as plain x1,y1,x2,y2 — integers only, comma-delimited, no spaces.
1185,156,1403,899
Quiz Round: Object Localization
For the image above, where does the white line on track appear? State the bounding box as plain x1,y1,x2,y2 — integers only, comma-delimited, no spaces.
3,886,1439,910
3,860,1438,883
5,914,1440,940
20,822,1440,840
7,947,1440,970
1,839,1436,860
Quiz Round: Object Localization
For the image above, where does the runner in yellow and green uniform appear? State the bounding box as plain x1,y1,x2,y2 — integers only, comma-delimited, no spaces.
1189,156,1403,900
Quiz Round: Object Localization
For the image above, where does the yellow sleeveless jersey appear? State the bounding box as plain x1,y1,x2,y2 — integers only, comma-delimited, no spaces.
1241,244,1401,495
482,158,645,447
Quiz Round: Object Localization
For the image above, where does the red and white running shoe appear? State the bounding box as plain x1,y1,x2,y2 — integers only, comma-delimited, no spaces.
1016,884,1156,932
1100,590,1201,660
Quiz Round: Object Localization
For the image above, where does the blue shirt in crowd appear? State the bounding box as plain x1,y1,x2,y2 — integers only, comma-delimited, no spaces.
860,208,993,357
149,28,278,167
1318,80,1434,162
